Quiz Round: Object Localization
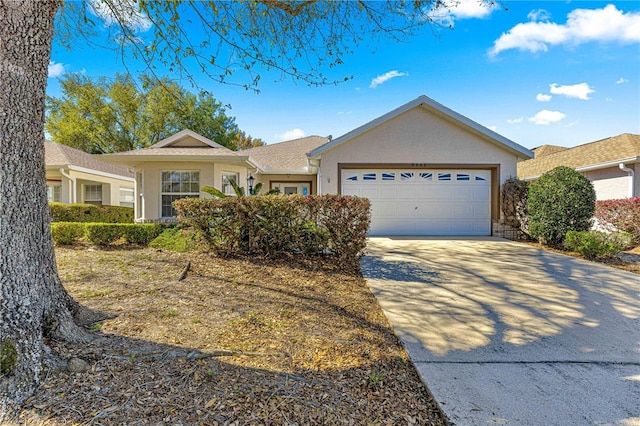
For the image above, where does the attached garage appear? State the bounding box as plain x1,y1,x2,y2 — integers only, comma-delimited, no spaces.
341,168,492,236
307,95,534,236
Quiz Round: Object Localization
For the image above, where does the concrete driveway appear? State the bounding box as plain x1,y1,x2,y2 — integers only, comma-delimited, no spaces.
362,237,640,426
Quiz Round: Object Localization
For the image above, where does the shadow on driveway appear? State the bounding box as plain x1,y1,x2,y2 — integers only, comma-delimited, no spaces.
362,237,640,425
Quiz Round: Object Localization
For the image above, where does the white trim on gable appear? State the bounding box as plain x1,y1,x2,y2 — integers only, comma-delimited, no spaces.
151,129,226,149
307,95,533,160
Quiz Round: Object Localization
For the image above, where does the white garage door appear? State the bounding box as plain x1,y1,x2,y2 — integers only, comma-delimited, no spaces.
342,168,492,236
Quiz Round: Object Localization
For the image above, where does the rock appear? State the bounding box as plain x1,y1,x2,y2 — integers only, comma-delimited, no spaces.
67,357,90,373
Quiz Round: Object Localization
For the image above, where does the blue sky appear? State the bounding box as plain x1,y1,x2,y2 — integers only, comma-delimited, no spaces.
47,1,640,149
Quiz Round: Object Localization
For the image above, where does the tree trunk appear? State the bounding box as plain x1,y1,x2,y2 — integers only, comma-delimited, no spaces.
0,0,93,417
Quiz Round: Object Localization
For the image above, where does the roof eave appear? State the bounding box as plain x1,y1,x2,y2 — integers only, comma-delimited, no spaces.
257,168,316,175
520,156,640,180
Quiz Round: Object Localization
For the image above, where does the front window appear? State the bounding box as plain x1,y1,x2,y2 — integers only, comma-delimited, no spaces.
47,184,61,202
120,188,135,208
161,170,199,217
221,172,238,196
84,184,102,205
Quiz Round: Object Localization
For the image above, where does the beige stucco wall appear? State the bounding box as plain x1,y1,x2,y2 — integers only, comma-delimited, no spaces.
584,163,638,200
318,107,522,195
46,168,134,206
135,161,250,220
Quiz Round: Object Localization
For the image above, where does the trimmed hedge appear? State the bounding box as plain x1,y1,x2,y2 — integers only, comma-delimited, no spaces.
51,222,85,245
174,195,371,267
49,202,134,223
50,222,163,246
595,197,640,244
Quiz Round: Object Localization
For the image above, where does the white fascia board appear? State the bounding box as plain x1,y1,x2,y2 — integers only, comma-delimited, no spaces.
67,165,135,182
257,168,316,175
575,156,640,172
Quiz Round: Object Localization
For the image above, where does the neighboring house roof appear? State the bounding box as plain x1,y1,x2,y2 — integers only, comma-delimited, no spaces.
518,133,640,178
100,129,257,168
45,141,134,179
307,95,533,160
531,145,568,158
244,136,328,173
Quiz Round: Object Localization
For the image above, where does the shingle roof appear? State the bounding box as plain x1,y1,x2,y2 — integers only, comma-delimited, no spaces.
45,141,134,178
531,145,568,158
244,136,328,172
518,133,640,178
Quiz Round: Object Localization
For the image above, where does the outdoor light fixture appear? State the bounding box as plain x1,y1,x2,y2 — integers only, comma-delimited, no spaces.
247,174,255,195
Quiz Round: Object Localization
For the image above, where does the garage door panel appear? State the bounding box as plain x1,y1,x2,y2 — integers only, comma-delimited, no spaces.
378,187,397,199
342,168,492,236
376,202,399,218
342,187,360,197
396,187,416,199
360,188,379,199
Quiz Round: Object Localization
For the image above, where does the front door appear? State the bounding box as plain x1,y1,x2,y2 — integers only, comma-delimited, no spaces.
271,182,311,195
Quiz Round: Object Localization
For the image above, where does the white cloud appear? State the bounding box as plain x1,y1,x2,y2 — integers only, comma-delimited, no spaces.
89,0,152,32
277,128,306,141
527,9,552,22
428,0,497,26
528,110,566,125
549,82,594,100
489,4,640,56
370,70,408,88
536,93,552,102
48,61,65,78
616,77,628,84
487,125,498,132
507,117,524,124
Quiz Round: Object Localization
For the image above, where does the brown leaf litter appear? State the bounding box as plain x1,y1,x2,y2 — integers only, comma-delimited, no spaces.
17,247,447,425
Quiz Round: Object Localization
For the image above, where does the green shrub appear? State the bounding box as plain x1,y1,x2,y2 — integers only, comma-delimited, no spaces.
565,230,630,260
85,223,125,246
174,195,370,268
149,228,198,252
122,223,164,245
49,202,133,223
527,166,596,247
51,222,85,245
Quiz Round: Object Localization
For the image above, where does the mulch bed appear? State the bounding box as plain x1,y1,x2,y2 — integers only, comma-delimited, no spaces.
17,247,446,425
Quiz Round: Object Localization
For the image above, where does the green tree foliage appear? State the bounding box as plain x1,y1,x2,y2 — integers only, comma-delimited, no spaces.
58,1,456,91
46,74,243,153
233,130,266,150
527,166,596,247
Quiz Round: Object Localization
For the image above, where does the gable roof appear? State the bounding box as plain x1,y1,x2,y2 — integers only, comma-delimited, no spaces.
45,141,134,179
244,136,327,173
307,95,533,159
518,133,640,178
150,129,226,149
100,130,257,168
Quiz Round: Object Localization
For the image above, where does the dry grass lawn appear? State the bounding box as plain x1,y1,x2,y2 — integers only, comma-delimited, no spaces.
18,246,446,425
